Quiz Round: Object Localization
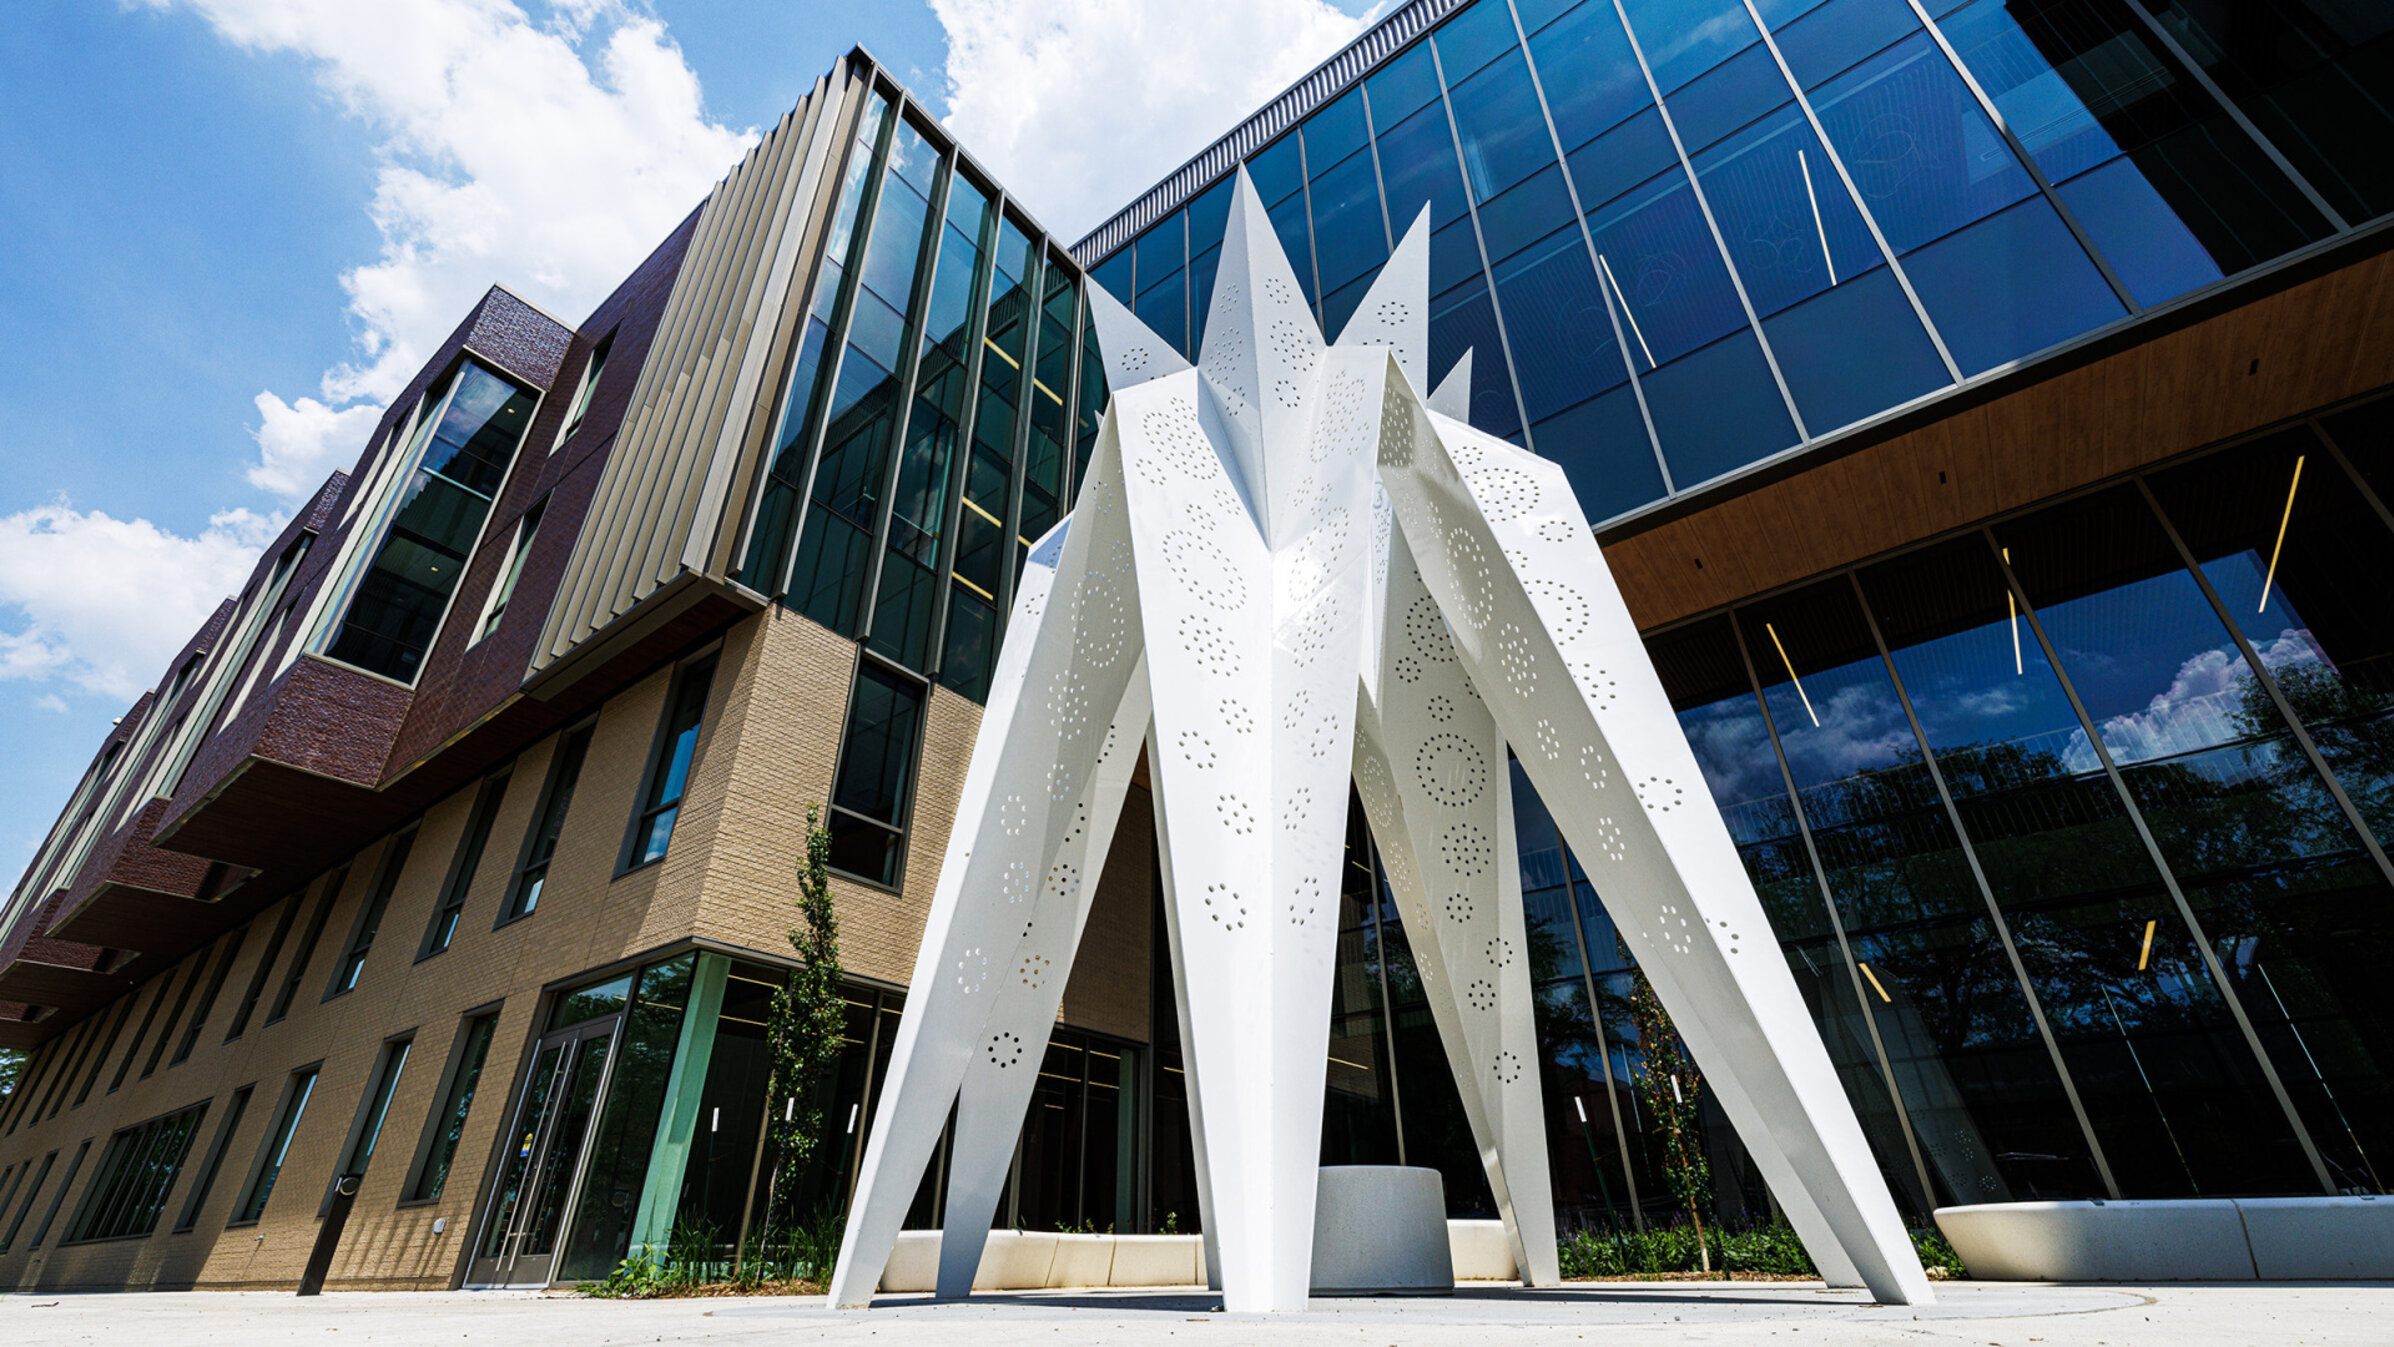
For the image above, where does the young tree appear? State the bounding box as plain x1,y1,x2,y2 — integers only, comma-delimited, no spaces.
763,806,844,1235
1628,964,1716,1274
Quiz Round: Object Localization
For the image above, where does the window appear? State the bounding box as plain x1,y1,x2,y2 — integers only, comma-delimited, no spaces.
421,770,511,958
109,975,171,1095
232,1067,318,1225
560,334,612,443
325,1038,410,1211
73,997,134,1107
329,829,417,998
404,1012,496,1202
625,657,718,869
826,658,928,885
174,1085,250,1232
142,945,210,1079
0,1151,54,1251
66,1103,206,1243
28,1140,87,1249
505,725,591,921
269,867,347,1025
322,360,540,683
227,893,305,1042
476,500,544,641
170,924,248,1065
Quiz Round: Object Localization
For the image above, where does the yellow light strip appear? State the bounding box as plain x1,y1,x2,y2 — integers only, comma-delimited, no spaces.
2005,547,2022,676
982,336,1020,369
952,573,994,602
1799,149,1836,287
1765,621,1820,727
1858,962,1893,1003
1033,378,1062,405
1596,253,1656,370
2137,918,2156,972
2260,454,2304,614
962,496,1003,527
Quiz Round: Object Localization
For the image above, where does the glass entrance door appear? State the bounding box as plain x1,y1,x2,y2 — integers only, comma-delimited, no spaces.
467,1017,617,1286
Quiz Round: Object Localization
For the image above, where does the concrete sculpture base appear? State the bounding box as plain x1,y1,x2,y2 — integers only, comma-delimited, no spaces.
1937,1196,2394,1280
1310,1166,1455,1295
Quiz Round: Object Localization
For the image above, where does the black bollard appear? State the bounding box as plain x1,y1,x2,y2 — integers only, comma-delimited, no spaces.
297,1173,364,1296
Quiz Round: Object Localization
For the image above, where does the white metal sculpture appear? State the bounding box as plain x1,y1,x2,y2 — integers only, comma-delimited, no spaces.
826,170,1933,1312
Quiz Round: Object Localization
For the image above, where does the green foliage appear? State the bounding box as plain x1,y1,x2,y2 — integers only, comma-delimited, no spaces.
762,806,844,1234
584,1207,846,1297
1557,1221,1965,1280
0,1049,20,1101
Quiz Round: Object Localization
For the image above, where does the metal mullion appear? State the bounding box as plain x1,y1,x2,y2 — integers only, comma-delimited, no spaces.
1427,40,1539,448
1358,83,1396,253
1361,833,1407,1166
856,105,949,656
1552,831,1647,1230
1503,0,1673,492
1609,0,1811,442
1725,614,1939,1211
1897,0,2141,313
1842,571,2123,1197
775,94,900,601
2309,418,2394,535
1983,526,2339,1193
2133,479,2394,886
1736,0,1965,384
1296,132,1326,328
2116,0,2349,232
1002,247,1046,590
925,184,1006,684
1059,264,1089,513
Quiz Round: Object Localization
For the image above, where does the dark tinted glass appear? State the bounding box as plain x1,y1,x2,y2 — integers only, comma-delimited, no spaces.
1428,278,1523,438
1434,0,1522,82
1760,268,1949,433
1376,102,1472,234
1310,149,1390,292
1448,51,1560,203
1533,383,1664,521
1665,42,1784,153
1305,89,1371,172
1366,39,1444,125
1529,0,1653,150
1901,196,2125,375
1621,0,1760,91
1492,226,1626,422
1644,329,1801,485
1772,0,1920,88
1809,34,2037,252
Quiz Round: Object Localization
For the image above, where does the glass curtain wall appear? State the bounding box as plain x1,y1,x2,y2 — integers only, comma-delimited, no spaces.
740,76,1106,706
1088,0,2382,526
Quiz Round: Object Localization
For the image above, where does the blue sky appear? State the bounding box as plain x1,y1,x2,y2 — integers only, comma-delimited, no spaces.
0,0,1379,895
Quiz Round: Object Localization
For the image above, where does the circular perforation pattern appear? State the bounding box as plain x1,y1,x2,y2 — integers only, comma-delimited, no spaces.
1219,697,1255,735
1494,1050,1523,1085
1439,822,1494,878
1356,751,1395,816
1581,745,1613,793
1282,784,1314,832
1019,953,1052,990
1715,918,1744,957
1203,882,1248,929
1179,613,1241,678
1216,794,1258,836
1537,518,1580,544
1446,435,1486,471
1444,892,1475,923
999,792,1029,837
1140,396,1219,480
1162,530,1247,610
1393,655,1423,685
1534,717,1565,763
988,1031,1024,1068
1047,861,1082,903
1119,345,1158,381
1426,695,1455,723
1495,622,1541,698
1636,775,1685,815
1405,594,1456,663
1289,873,1323,926
1073,584,1131,669
1654,901,1695,956
1001,858,1034,904
1048,761,1076,804
1178,729,1217,769
1465,978,1498,1013
1203,324,1251,417
1309,370,1368,463
1062,801,1090,845
1372,298,1412,329
1467,465,1540,521
1524,579,1590,647
1020,590,1046,621
1443,528,1496,635
1208,482,1244,523
1287,599,1339,668
1045,666,1090,735
1280,689,1314,734
1377,395,1415,469
1414,733,1488,807
1589,816,1628,864
1303,706,1341,760
954,947,988,993
1485,936,1516,970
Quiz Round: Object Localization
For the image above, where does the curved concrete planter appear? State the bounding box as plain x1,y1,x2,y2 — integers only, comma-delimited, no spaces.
1310,1166,1455,1295
1937,1196,2394,1281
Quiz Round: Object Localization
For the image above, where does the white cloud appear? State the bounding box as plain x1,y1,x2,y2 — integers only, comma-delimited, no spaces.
932,0,1372,239
248,392,386,499
0,502,282,702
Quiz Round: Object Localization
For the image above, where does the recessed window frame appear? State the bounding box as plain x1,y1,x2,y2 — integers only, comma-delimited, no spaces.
268,866,348,1026
399,1006,500,1205
321,1033,412,1214
470,496,547,645
419,768,513,960
556,329,615,446
28,1138,89,1249
499,721,595,926
173,1083,251,1232
617,649,722,876
65,1101,208,1244
170,923,249,1066
823,649,932,891
327,828,419,1001
228,1063,321,1228
226,892,305,1043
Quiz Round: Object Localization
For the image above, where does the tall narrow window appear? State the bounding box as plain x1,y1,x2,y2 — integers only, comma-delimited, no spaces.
74,997,134,1108
143,944,211,1079
110,976,170,1095
174,1085,250,1232
476,500,544,641
826,659,928,885
324,360,540,683
232,1067,318,1224
421,770,511,958
327,1039,410,1209
505,726,591,922
626,658,717,868
171,925,249,1065
67,1103,206,1243
404,1013,496,1202
1,1151,55,1251
28,1140,87,1249
329,829,417,998
269,867,347,1025
560,334,612,443
227,893,304,1042
36,1018,94,1121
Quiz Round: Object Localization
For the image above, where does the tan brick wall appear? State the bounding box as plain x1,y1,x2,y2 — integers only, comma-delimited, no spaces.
1059,786,1155,1042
